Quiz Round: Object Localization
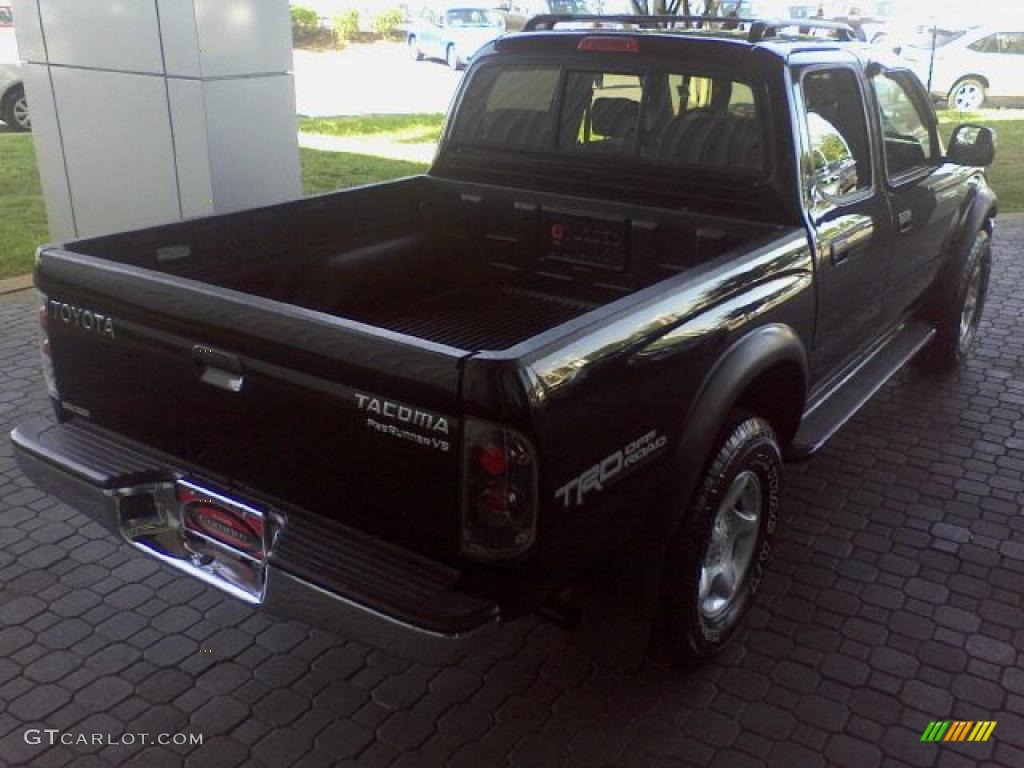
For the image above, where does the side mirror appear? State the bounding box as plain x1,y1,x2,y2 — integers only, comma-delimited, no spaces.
947,124,997,167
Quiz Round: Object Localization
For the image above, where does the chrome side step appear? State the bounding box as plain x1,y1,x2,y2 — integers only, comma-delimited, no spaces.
787,321,936,460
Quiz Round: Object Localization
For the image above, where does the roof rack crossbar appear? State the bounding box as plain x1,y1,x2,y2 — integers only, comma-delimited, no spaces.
522,14,864,43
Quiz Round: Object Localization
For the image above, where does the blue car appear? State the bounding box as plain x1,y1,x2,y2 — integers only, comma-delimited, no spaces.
408,6,506,70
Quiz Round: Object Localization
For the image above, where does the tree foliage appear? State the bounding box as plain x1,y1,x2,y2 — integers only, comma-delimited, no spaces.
627,0,725,20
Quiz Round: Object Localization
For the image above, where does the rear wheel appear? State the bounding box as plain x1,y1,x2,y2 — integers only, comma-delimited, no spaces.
2,85,30,132
917,229,992,371
446,44,461,70
948,77,986,111
408,35,423,61
661,414,781,664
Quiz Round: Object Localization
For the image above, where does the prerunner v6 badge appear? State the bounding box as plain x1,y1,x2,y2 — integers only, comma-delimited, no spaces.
355,392,452,453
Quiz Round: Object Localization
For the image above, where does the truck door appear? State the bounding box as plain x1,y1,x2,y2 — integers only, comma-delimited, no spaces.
868,68,964,321
799,66,892,379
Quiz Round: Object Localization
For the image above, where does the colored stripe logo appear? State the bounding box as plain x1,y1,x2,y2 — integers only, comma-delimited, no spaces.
921,721,997,742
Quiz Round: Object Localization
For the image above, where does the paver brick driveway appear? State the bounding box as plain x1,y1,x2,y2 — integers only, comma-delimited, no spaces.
1,219,1023,767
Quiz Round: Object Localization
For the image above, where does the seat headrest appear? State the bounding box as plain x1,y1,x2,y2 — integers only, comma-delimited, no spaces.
591,98,638,138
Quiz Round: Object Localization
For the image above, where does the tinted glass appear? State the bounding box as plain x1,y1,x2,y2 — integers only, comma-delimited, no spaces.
998,32,1024,54
909,28,965,49
802,69,872,197
968,34,999,53
446,9,503,27
455,67,560,149
871,73,934,176
455,64,765,173
558,72,642,155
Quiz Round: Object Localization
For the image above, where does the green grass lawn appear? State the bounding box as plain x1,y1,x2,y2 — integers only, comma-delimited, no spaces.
938,109,1024,218
1,110,1020,279
0,134,49,280
300,149,427,195
0,133,427,279
299,113,446,145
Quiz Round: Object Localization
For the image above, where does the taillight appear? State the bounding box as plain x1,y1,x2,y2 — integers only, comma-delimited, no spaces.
461,418,538,560
37,291,58,399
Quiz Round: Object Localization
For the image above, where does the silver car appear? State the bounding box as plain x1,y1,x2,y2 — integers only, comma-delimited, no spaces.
0,7,29,131
901,25,1024,111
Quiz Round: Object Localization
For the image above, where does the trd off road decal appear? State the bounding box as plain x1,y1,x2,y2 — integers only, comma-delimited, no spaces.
354,392,452,453
555,429,668,507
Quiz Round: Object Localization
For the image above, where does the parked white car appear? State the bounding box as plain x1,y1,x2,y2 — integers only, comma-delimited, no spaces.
0,62,26,131
0,11,29,132
901,25,1024,111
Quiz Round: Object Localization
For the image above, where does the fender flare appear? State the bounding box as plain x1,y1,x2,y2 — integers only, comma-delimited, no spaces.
928,178,996,314
648,323,809,542
959,179,997,241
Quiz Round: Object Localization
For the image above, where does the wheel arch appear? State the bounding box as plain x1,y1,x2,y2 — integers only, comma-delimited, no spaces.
683,324,808,456
958,73,990,89
647,323,807,541
951,179,997,272
1,80,23,106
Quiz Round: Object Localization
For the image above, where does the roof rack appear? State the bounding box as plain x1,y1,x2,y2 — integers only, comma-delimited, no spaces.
522,14,865,43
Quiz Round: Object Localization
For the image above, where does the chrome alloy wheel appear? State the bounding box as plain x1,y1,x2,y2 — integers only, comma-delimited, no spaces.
958,255,985,354
12,92,29,130
952,82,984,111
698,470,761,620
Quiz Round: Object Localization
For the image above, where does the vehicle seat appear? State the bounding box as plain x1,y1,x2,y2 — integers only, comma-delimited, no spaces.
657,111,762,169
475,108,553,146
588,97,638,150
654,81,763,169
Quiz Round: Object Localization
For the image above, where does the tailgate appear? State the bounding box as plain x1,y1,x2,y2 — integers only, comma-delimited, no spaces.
38,248,468,560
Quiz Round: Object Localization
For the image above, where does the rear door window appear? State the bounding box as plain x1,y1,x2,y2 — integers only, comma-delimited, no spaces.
998,32,1024,54
968,34,998,53
801,68,873,199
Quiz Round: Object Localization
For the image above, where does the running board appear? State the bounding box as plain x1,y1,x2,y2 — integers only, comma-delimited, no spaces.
787,321,935,461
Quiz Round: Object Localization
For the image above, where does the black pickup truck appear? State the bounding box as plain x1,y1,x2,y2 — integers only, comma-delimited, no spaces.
12,15,998,664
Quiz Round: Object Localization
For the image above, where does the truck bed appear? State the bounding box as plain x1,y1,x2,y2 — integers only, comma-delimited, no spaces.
68,175,776,352
359,285,596,350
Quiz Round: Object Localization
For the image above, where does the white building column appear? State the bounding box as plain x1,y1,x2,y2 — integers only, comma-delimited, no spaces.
13,0,301,243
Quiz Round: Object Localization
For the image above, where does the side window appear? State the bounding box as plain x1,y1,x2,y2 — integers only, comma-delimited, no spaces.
968,34,998,53
998,32,1024,54
802,69,873,200
870,72,936,178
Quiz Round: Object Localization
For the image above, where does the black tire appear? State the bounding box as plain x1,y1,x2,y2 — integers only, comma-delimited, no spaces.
1,85,30,132
661,414,782,664
408,36,423,61
947,77,986,112
446,44,461,71
916,229,992,371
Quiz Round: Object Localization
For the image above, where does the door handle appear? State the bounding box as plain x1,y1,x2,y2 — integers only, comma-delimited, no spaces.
192,345,244,393
830,242,849,266
826,219,874,266
898,209,913,233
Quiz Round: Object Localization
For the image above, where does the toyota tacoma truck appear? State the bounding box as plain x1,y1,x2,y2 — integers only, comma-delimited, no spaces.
12,15,998,664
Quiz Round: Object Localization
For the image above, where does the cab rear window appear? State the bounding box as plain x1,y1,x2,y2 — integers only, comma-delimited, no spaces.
453,63,765,173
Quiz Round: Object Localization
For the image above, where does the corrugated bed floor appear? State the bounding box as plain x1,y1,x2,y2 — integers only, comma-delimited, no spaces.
362,285,597,350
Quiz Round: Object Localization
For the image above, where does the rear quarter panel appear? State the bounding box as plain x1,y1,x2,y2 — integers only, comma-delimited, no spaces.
465,229,815,585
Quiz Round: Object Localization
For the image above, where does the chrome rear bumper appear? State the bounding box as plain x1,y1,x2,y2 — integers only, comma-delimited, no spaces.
11,417,499,664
